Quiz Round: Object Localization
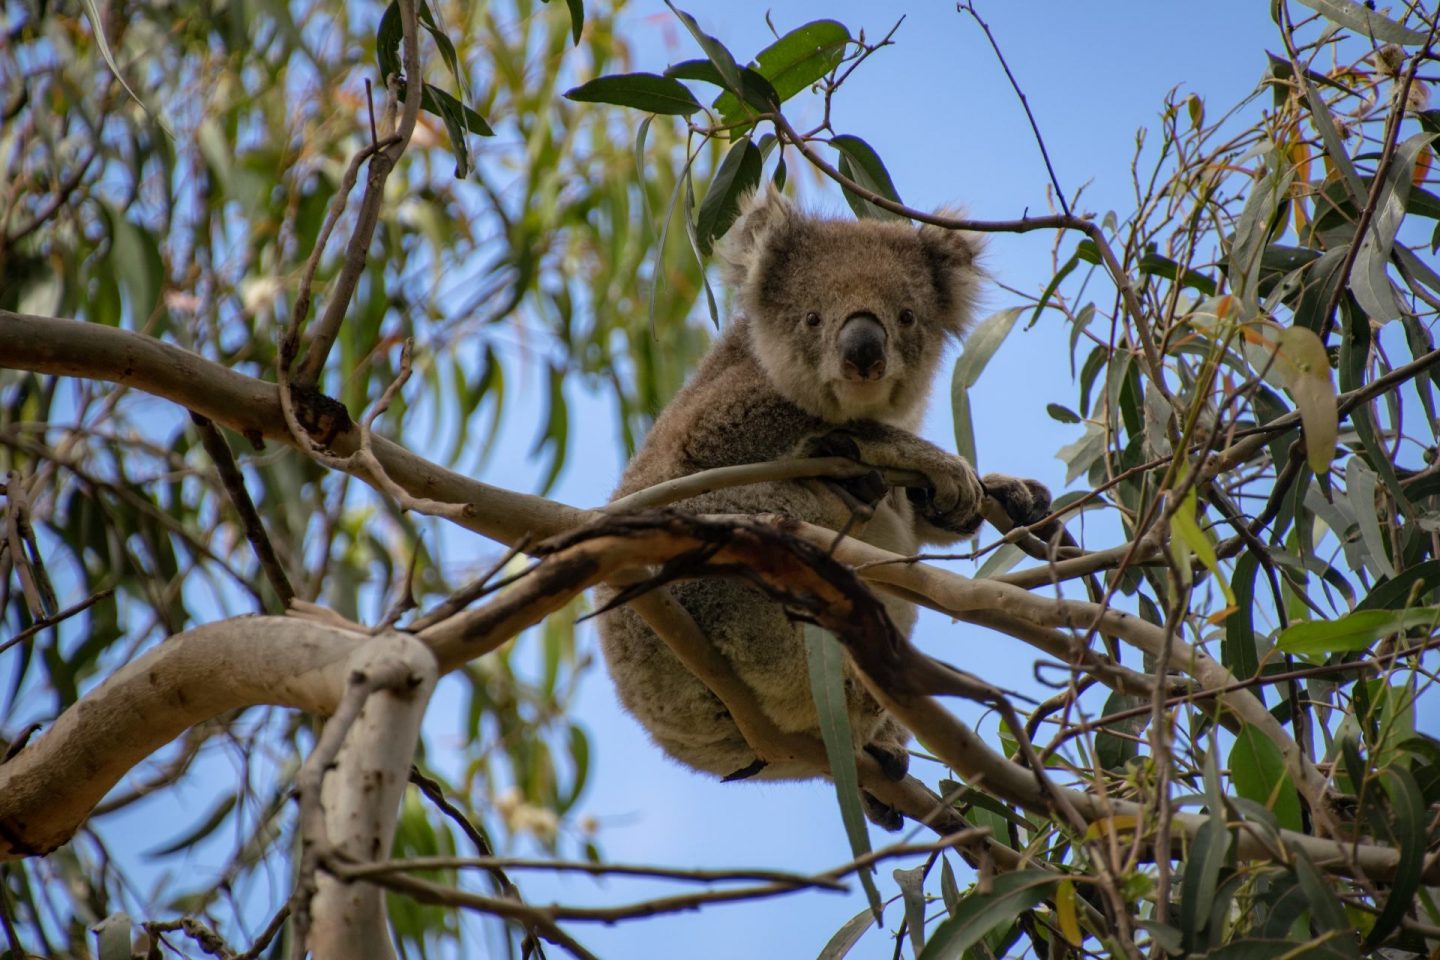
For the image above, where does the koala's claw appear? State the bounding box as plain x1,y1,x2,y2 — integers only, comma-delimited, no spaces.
982,474,1053,529
722,758,768,782
906,474,985,535
861,792,905,831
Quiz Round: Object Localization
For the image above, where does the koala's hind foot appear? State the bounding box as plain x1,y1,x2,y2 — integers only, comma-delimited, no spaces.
858,726,910,831
862,793,905,831
864,740,909,781
981,474,1053,530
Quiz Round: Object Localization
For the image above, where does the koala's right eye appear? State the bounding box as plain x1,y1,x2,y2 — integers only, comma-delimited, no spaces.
804,312,822,327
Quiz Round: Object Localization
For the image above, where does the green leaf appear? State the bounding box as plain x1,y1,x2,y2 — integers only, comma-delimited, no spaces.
1095,690,1146,771
1291,849,1351,939
416,0,464,99
1229,726,1303,832
680,163,720,326
1365,767,1425,947
1356,559,1440,610
633,115,653,207
1338,303,1414,516
1230,149,1291,304
422,83,494,137
665,2,745,99
543,0,584,44
713,19,849,117
376,0,403,82
1299,76,1367,207
1168,486,1238,607
1179,814,1231,951
817,906,875,959
1293,0,1431,44
666,59,779,125
564,73,703,115
831,134,904,221
695,135,763,255
1344,457,1395,579
1138,251,1217,295
1057,424,1106,486
953,307,1022,390
894,865,928,956
647,150,701,335
1028,247,1081,329
952,387,975,470
940,857,961,917
421,85,471,178
106,208,165,327
1276,607,1440,656
1045,403,1080,424
1223,552,1262,688
803,625,882,922
78,0,173,137
531,363,569,495
916,871,1055,959
951,306,1022,472
1351,133,1438,322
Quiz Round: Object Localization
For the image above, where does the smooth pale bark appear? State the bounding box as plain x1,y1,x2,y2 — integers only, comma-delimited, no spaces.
307,634,437,960
0,310,590,546
0,617,359,858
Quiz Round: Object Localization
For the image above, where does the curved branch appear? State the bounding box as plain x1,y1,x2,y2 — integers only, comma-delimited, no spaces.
778,521,1330,807
0,617,358,858
0,310,590,547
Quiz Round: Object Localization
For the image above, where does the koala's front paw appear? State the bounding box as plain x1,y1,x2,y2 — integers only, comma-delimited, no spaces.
799,432,889,507
982,474,1053,530
904,459,986,535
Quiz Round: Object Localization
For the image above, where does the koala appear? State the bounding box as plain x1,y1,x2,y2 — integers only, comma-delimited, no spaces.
597,188,1050,829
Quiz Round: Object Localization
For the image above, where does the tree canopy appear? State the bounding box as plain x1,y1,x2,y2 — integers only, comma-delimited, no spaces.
2,0,1439,958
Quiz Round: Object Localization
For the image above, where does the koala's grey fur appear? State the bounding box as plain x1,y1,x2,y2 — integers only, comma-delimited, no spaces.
598,188,1050,828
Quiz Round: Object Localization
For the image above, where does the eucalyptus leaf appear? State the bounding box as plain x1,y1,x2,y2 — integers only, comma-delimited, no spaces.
916,871,1055,960
831,134,904,221
564,73,703,115
1293,0,1430,44
713,19,848,118
1277,607,1440,656
803,625,882,921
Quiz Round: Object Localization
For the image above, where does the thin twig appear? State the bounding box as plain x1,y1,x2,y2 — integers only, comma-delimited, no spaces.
190,413,295,610
292,0,423,389
0,588,113,657
957,3,1071,215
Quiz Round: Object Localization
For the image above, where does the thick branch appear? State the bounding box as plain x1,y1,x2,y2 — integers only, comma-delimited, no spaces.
0,310,588,547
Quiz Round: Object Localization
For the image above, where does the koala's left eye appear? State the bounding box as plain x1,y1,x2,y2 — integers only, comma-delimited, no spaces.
804,311,822,327
898,309,917,327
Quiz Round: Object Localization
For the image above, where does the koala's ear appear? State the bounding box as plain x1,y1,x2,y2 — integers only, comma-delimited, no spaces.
918,217,985,332
717,186,797,289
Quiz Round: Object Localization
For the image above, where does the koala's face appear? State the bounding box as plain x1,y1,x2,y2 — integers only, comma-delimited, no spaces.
719,189,983,425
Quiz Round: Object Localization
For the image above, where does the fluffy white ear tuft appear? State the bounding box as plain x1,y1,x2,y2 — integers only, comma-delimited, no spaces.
918,216,985,334
716,186,797,290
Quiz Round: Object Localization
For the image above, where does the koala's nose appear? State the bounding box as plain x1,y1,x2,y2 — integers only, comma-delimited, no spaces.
839,312,887,381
